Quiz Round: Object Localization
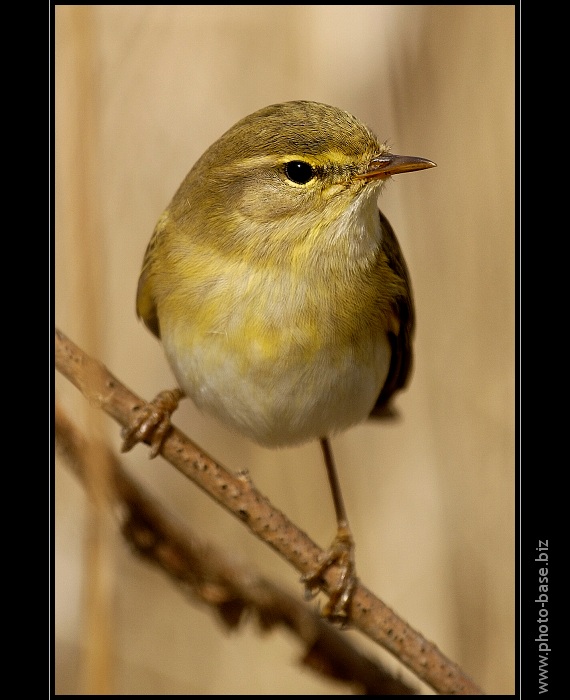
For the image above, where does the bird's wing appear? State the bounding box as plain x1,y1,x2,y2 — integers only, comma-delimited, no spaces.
135,226,162,340
369,209,415,418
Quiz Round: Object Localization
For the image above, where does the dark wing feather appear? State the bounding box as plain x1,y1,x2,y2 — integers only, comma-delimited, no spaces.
136,225,164,340
369,209,415,418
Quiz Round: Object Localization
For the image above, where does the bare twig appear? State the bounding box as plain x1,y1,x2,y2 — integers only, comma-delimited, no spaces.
56,402,416,694
54,327,483,694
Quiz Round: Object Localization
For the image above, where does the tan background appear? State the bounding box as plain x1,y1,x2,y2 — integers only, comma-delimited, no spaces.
54,5,516,694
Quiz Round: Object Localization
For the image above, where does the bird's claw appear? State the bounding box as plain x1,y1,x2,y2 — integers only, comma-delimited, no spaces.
301,526,357,625
121,388,183,458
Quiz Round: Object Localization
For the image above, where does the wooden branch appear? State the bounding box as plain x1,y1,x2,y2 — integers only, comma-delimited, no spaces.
56,402,415,694
54,327,483,695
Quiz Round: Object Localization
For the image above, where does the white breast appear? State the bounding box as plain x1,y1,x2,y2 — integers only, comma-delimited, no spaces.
162,321,390,447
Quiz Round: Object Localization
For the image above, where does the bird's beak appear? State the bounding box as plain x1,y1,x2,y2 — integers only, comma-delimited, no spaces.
357,153,436,180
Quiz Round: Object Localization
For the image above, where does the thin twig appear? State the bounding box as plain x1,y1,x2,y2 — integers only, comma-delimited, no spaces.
56,402,416,695
54,327,483,695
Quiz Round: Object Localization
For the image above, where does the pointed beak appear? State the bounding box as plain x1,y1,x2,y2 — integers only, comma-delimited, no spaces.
357,153,436,180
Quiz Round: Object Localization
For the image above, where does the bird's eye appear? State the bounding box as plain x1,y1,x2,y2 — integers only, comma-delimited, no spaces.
284,160,315,185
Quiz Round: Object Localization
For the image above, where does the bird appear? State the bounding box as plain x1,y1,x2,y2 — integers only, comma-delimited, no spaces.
121,100,435,622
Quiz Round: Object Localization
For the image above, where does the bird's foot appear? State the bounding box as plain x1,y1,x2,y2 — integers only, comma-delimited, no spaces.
121,388,184,458
301,523,357,625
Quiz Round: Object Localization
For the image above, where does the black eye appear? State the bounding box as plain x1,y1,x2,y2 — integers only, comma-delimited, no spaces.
284,160,315,185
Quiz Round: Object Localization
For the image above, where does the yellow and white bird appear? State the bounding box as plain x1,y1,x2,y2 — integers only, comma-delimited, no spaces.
122,100,435,620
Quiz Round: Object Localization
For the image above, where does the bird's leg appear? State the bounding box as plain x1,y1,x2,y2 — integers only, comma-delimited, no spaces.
301,437,357,624
121,388,184,458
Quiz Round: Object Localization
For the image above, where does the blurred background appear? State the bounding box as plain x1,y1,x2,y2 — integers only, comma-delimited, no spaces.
54,5,515,694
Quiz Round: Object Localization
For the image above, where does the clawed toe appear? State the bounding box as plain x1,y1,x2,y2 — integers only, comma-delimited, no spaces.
301,525,357,624
121,388,183,457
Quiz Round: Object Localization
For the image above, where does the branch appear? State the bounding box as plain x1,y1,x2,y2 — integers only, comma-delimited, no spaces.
56,402,415,694
54,327,483,694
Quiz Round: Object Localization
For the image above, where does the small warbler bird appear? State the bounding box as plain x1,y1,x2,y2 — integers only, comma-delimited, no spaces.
122,100,435,621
